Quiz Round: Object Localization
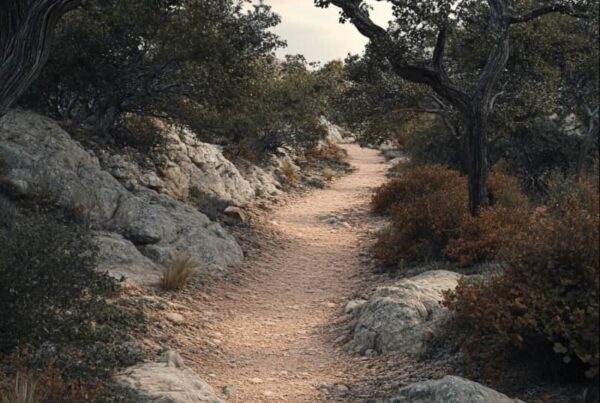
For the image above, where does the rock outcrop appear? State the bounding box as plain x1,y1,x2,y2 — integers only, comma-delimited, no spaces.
320,117,355,144
0,110,243,285
389,376,524,403
156,126,256,206
116,350,223,403
351,270,461,355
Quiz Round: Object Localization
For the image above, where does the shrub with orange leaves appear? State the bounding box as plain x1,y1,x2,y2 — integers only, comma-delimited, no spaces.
371,165,466,215
372,165,468,265
444,178,599,381
445,207,532,266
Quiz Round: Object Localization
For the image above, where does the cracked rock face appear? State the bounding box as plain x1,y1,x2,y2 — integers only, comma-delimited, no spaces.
0,110,243,285
351,270,462,355
389,376,525,403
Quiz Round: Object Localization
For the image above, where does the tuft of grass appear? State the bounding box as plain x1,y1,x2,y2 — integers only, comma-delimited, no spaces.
161,253,198,291
280,160,299,184
1,372,41,403
322,167,336,181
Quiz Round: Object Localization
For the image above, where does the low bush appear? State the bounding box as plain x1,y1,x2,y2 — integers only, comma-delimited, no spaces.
445,207,531,267
371,164,465,215
372,165,468,265
161,254,198,291
444,178,599,381
0,198,144,396
0,357,103,403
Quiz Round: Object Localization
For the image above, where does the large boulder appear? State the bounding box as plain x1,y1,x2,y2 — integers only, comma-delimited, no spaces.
389,376,524,403
116,351,223,403
94,231,162,285
156,125,255,206
0,110,243,285
351,270,461,355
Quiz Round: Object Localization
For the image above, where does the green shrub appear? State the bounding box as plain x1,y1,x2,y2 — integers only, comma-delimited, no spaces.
444,178,599,381
0,198,144,385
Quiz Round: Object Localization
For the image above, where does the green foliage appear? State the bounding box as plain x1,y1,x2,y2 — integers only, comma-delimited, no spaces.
22,0,344,155
0,197,144,383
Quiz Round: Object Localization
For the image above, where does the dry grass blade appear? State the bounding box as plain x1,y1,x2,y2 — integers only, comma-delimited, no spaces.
161,253,199,291
281,160,299,184
2,372,42,403
322,167,335,181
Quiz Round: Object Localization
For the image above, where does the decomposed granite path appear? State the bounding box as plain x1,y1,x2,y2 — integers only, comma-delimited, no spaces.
187,144,389,402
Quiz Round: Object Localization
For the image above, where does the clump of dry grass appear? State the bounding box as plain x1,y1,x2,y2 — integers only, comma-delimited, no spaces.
322,167,336,181
281,160,299,184
1,372,41,403
161,253,198,291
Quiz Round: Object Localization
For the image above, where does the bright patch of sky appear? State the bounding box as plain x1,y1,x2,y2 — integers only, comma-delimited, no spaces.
258,0,394,64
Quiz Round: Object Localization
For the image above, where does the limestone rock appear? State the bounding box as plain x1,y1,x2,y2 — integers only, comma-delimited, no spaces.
157,124,255,206
165,312,186,325
94,231,161,285
388,376,525,403
320,117,355,144
235,159,282,198
116,351,223,403
0,110,242,284
344,299,367,315
223,206,246,222
352,270,461,355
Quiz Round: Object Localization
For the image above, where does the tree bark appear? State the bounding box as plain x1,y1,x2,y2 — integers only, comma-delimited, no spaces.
466,114,489,215
0,0,79,117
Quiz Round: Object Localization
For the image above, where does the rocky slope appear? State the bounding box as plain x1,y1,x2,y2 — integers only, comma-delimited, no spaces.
0,110,352,287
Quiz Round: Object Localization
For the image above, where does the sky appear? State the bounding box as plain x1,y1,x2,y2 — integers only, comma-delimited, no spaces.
261,0,394,64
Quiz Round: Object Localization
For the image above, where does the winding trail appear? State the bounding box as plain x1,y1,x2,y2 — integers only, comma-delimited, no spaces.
199,144,388,402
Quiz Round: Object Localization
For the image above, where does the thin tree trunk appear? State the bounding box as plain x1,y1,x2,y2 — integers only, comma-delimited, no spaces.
0,0,79,117
466,114,489,216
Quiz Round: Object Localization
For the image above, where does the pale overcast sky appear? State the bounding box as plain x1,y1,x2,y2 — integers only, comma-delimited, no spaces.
262,0,394,64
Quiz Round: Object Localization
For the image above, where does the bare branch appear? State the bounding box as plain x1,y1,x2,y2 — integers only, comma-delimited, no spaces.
508,4,589,24
489,90,505,110
328,0,472,113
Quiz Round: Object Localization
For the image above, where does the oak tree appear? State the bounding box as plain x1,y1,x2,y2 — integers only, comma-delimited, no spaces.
317,0,593,214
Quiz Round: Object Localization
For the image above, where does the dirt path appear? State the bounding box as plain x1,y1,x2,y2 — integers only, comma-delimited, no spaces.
196,144,388,402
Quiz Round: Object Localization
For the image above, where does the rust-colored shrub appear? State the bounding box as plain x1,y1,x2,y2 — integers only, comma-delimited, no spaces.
372,165,469,265
487,172,529,208
371,165,465,215
444,178,599,381
307,140,348,163
445,207,531,267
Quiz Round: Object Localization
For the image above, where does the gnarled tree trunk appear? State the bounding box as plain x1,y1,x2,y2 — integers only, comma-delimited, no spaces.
0,0,79,117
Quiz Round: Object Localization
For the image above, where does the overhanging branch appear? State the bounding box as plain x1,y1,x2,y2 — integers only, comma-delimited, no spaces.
508,3,589,24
